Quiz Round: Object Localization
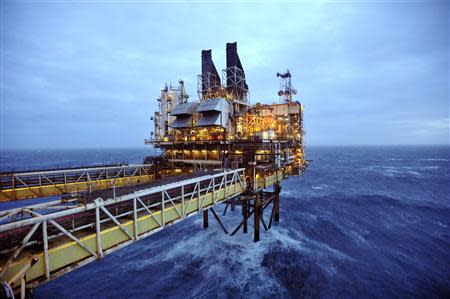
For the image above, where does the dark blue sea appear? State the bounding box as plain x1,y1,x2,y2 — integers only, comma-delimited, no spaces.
1,146,449,298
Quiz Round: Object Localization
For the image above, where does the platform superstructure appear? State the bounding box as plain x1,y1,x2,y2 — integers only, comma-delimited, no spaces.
146,42,307,189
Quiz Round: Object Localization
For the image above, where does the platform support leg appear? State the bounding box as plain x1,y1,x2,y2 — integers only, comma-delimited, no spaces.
243,198,248,234
274,183,280,223
254,192,260,242
203,209,208,229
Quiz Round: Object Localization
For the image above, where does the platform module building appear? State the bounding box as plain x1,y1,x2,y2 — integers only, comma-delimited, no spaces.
147,42,307,194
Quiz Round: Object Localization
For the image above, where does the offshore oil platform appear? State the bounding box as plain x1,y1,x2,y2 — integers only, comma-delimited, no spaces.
0,42,306,298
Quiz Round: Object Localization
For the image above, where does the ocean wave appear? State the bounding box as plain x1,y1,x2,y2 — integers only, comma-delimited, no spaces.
312,184,329,190
419,158,450,162
423,166,440,170
388,158,404,161
365,165,423,177
406,170,421,176
437,221,447,228
151,216,314,297
281,189,300,198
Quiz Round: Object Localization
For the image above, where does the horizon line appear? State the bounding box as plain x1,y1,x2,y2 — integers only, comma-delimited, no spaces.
1,143,449,151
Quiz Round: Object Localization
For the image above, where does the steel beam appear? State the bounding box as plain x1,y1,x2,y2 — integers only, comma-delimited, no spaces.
48,219,97,258
254,192,261,242
99,205,134,241
203,210,208,229
243,198,248,233
210,208,228,234
274,183,280,222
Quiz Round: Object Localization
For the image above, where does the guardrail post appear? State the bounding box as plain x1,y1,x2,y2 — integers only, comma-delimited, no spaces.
95,201,103,258
42,220,50,279
181,185,185,217
133,196,138,239
11,177,15,201
87,172,92,194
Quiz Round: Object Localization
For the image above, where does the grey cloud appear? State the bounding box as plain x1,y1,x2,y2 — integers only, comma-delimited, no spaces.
1,1,448,149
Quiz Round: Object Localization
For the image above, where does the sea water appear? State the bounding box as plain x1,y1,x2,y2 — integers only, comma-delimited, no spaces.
1,146,449,298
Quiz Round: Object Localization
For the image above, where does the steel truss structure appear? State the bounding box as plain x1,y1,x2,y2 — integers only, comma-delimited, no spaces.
0,169,246,298
0,164,154,202
218,183,281,242
223,66,248,103
197,72,224,101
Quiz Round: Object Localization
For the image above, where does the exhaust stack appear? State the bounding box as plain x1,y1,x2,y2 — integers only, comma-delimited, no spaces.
200,49,222,100
225,42,248,102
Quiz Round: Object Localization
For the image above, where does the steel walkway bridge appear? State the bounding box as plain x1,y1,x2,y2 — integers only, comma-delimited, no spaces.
0,168,253,298
0,164,155,202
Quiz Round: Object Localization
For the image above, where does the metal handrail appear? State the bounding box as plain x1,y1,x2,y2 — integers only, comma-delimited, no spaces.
0,164,152,177
0,168,246,233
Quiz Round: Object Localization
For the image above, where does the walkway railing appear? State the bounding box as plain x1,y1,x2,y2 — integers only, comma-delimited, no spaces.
0,164,154,201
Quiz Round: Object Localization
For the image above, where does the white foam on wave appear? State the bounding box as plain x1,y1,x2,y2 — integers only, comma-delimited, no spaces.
157,215,302,295
364,164,438,177
312,184,328,190
371,166,423,177
388,158,403,161
280,189,298,197
381,167,403,177
348,229,370,247
423,166,440,170
397,211,421,224
437,221,447,228
286,224,355,277
419,158,450,162
406,170,421,176
149,202,355,295
116,203,358,296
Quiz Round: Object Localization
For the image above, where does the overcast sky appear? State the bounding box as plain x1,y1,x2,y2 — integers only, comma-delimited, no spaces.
1,0,449,149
